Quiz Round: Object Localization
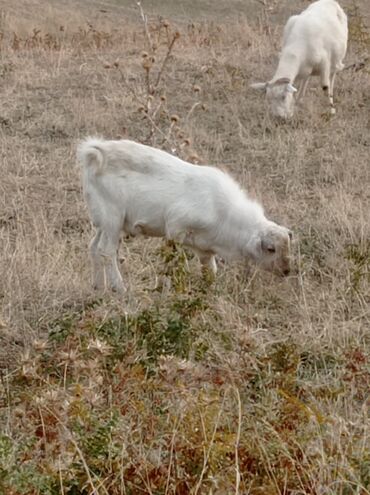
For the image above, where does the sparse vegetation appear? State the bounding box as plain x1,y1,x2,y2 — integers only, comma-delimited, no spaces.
0,0,369,493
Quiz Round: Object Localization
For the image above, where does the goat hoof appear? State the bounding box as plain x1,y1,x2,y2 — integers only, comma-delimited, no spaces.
93,284,104,291
111,283,126,293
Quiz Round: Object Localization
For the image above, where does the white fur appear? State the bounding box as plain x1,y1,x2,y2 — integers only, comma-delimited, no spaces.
78,137,292,291
251,0,348,119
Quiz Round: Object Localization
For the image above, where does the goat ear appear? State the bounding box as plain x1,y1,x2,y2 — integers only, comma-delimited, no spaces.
250,82,268,92
286,83,297,94
274,77,290,85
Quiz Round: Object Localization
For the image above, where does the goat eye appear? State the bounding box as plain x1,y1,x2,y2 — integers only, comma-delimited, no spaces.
267,246,276,253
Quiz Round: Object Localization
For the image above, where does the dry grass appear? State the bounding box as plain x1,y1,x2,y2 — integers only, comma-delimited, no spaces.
0,0,369,493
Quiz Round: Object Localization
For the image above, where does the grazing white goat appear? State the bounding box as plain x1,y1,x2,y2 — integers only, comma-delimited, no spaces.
251,0,348,119
78,137,292,291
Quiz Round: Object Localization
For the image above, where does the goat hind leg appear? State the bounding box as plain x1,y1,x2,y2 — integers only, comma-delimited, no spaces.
99,231,125,292
89,228,105,290
328,72,336,115
320,63,335,114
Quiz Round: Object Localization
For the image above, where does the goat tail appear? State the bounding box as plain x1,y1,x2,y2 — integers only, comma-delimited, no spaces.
77,137,106,174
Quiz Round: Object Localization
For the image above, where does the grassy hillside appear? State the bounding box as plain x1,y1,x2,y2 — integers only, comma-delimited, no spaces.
0,0,369,493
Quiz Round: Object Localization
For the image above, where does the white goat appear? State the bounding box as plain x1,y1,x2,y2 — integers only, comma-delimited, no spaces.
251,0,348,119
78,137,292,291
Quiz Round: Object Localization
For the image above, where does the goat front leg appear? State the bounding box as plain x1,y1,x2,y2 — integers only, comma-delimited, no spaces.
296,77,309,102
199,252,217,276
190,247,217,276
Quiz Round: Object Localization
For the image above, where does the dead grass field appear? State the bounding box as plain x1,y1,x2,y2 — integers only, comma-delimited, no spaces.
0,0,369,493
